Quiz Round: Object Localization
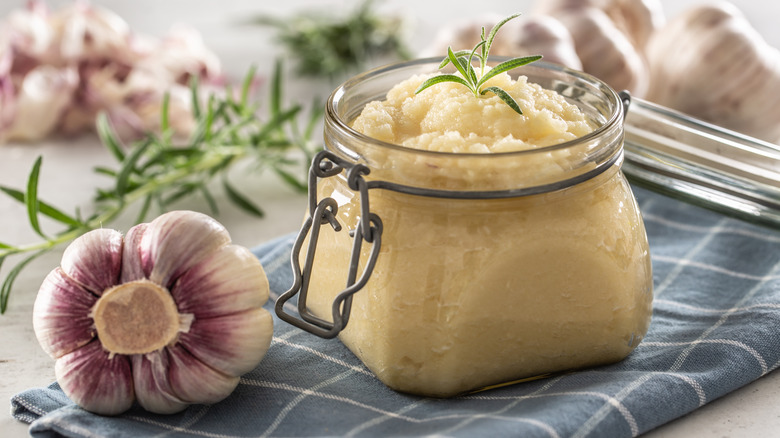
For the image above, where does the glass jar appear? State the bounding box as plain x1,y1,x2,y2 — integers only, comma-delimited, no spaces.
276,58,653,398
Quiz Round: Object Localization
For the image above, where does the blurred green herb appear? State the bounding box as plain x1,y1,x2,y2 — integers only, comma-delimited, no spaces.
415,14,542,115
0,59,321,313
253,0,411,80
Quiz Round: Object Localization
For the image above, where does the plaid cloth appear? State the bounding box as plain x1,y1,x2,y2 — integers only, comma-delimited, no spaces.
11,186,780,437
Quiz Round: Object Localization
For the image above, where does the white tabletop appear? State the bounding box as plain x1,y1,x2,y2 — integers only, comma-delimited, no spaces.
1,1,778,436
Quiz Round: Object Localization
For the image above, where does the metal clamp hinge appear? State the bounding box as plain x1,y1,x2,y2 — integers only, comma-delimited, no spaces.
275,150,383,339
619,90,631,119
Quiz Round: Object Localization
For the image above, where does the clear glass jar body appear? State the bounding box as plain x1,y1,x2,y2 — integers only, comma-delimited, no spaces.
305,59,653,397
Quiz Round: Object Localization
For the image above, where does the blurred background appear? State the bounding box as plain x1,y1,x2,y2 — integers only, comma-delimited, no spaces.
2,0,775,84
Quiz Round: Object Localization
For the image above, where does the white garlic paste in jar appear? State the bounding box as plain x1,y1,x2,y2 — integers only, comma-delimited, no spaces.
306,65,653,397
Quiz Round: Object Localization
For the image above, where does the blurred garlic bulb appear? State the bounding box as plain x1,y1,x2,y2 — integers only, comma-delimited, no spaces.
514,15,583,69
534,0,664,51
49,1,134,63
144,24,223,85
33,210,273,415
57,57,204,139
7,65,77,140
0,1,224,143
534,0,665,96
557,7,648,95
1,0,55,65
645,1,780,143
423,14,582,70
604,0,665,51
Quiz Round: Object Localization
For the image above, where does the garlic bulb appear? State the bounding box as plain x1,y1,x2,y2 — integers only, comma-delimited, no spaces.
0,1,224,143
556,7,649,95
645,1,780,143
534,0,665,51
533,0,665,96
33,210,273,415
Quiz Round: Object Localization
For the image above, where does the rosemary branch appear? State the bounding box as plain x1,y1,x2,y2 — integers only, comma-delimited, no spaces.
253,0,410,80
0,60,321,313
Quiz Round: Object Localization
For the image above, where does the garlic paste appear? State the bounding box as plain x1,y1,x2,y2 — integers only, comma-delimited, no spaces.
307,61,653,397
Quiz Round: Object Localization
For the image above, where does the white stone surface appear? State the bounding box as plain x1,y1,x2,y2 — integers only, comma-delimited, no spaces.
1,0,777,436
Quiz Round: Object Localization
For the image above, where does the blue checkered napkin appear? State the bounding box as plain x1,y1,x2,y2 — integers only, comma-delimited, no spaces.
12,186,780,437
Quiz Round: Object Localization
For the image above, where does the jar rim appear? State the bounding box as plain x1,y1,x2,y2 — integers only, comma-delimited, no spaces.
326,57,624,158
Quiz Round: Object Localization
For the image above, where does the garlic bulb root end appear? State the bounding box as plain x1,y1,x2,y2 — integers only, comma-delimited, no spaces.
92,279,182,356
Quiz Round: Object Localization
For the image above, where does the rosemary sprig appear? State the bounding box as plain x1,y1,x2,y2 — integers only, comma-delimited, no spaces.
415,13,542,115
0,59,320,314
253,0,410,80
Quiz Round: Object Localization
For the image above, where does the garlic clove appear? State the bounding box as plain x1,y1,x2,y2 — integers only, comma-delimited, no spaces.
178,308,273,376
534,0,665,53
609,0,665,52
132,351,189,414
61,228,123,296
3,0,55,62
142,211,231,288
7,65,78,141
172,244,269,318
509,15,583,70
33,268,97,359
165,343,241,405
52,1,133,62
556,7,649,96
55,340,134,416
148,23,223,86
119,222,149,283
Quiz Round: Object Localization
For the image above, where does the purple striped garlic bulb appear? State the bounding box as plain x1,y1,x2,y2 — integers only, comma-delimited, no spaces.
32,210,273,416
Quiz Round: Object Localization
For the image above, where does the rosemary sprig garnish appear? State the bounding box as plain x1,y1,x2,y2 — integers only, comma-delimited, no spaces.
253,0,410,80
0,60,320,314
415,13,542,115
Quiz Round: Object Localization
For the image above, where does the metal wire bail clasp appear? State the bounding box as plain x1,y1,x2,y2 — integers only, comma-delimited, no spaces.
275,150,383,339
